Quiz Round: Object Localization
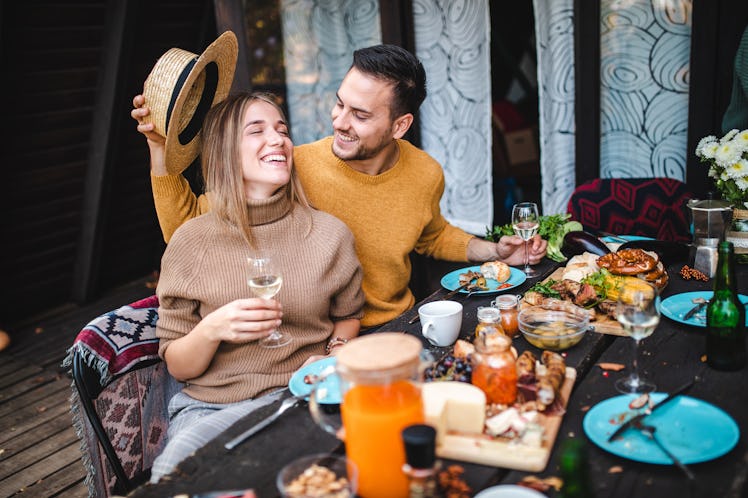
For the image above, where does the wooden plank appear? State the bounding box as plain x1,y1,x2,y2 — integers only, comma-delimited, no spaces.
0,407,76,462
0,365,54,393
7,461,87,498
573,0,600,185
0,377,70,419
0,440,82,497
0,427,79,480
72,0,136,303
0,397,72,446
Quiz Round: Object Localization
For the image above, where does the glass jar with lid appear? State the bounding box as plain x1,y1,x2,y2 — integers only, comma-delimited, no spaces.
492,294,520,338
474,306,504,338
470,333,518,405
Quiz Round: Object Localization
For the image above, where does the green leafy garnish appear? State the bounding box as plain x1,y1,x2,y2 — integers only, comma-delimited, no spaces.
581,268,613,301
527,279,561,299
485,213,583,263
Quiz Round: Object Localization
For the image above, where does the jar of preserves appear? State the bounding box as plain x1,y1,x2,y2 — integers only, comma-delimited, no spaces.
474,306,504,338
470,333,518,405
492,294,520,338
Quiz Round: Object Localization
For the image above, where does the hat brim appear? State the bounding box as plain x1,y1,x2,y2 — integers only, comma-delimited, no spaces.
145,31,239,175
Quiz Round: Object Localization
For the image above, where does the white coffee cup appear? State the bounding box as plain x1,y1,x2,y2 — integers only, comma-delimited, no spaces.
419,300,463,347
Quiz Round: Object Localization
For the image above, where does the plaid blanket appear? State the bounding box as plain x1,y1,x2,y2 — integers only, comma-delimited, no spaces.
63,295,182,497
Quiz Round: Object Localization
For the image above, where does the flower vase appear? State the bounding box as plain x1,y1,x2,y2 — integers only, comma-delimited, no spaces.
727,208,748,263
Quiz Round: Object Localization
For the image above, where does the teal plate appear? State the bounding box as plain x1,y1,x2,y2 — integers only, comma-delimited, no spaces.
288,356,339,404
601,235,654,243
659,291,748,327
440,266,526,295
584,393,739,465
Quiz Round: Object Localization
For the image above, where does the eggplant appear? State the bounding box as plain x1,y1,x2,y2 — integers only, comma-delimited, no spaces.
618,240,690,267
561,231,611,258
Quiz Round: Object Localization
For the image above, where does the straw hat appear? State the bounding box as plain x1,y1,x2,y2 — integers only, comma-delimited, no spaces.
143,31,238,175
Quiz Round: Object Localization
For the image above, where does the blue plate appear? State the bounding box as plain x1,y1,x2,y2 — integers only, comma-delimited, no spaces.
288,356,340,404
659,291,748,327
440,266,527,295
601,235,654,243
584,393,739,465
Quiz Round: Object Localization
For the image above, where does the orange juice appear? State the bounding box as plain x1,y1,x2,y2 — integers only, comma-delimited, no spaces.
341,380,424,498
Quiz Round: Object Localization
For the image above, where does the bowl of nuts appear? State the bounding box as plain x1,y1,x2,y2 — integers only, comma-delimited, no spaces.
518,306,589,351
277,453,357,498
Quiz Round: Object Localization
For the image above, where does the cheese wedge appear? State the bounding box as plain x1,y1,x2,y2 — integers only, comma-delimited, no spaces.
422,381,486,443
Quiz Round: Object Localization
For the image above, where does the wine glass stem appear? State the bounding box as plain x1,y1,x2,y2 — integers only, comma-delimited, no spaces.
630,339,641,386
524,240,530,272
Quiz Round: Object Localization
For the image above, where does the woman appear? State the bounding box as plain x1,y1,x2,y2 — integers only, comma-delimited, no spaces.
152,92,364,481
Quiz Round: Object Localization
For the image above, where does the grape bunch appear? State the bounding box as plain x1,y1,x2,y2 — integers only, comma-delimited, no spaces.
423,353,473,383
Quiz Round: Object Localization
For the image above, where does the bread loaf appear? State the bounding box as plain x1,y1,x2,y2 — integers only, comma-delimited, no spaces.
480,261,511,283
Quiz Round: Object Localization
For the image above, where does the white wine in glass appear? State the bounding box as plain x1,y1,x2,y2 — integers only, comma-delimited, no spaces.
511,202,540,277
248,256,290,348
615,280,660,394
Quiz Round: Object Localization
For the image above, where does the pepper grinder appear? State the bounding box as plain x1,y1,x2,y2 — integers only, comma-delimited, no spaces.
402,424,441,498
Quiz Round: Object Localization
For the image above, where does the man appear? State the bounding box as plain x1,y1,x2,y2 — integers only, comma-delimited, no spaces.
132,44,546,328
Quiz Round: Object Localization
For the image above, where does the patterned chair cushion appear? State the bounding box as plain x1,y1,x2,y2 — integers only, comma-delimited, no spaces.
566,178,694,242
64,295,183,497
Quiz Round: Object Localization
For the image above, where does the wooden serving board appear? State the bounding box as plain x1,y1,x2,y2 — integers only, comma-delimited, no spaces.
527,267,627,337
436,367,576,472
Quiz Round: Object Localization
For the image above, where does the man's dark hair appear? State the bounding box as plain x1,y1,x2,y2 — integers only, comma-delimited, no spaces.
351,44,427,118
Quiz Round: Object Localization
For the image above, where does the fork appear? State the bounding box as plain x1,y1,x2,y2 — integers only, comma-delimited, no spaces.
224,395,304,450
636,422,695,480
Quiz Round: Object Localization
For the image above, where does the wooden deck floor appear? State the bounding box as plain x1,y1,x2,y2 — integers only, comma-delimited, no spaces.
0,275,158,498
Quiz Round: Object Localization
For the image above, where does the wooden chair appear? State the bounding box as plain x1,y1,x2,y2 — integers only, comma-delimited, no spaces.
64,295,182,497
567,178,694,242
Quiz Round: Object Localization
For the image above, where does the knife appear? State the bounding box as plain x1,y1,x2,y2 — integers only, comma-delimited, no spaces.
607,376,698,442
224,395,303,450
683,300,708,320
408,280,473,324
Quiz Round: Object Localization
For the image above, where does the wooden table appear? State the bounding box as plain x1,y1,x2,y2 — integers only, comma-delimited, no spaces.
129,256,748,498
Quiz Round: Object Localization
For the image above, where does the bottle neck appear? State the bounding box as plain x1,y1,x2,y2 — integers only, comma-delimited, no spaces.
714,247,736,293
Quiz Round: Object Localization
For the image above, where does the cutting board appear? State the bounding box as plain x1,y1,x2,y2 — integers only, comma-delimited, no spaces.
524,267,627,337
435,367,576,472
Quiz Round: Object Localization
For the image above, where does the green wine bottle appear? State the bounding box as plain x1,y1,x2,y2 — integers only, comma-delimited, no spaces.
559,438,593,498
706,241,746,371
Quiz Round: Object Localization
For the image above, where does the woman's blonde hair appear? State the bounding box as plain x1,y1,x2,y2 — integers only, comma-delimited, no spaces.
200,92,310,246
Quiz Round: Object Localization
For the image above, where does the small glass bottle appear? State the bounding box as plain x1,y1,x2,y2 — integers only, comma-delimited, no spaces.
706,241,747,370
470,333,517,405
401,424,440,498
493,294,520,338
474,306,504,338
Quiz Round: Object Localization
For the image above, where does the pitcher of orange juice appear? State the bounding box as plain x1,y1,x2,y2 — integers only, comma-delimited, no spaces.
309,333,425,498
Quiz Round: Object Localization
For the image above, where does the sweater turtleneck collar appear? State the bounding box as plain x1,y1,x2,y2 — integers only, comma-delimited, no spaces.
246,186,292,226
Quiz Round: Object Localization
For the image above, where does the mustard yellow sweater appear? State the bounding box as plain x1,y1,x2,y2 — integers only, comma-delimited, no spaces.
152,138,473,327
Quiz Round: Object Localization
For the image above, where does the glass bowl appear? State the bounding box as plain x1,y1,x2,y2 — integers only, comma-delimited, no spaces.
277,453,357,498
518,306,589,351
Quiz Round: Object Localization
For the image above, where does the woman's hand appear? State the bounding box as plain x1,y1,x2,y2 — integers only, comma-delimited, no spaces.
200,298,283,344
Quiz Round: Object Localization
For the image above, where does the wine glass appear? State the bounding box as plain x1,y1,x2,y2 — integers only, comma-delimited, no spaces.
247,256,290,348
511,202,540,277
614,280,660,394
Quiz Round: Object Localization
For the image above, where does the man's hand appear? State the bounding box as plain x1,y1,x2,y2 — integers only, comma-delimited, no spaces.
131,94,169,176
495,234,547,266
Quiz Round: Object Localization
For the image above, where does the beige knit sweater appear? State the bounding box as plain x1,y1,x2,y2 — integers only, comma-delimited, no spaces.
156,189,364,403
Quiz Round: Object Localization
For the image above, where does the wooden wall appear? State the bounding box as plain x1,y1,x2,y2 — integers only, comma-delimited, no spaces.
1,0,215,325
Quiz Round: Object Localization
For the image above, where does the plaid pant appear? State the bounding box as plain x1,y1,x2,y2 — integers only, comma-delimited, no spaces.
150,388,284,482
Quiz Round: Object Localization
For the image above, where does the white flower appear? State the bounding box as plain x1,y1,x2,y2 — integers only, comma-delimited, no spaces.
699,141,720,159
736,176,748,192
726,158,748,180
696,135,717,157
721,129,739,143
731,129,748,152
714,141,742,167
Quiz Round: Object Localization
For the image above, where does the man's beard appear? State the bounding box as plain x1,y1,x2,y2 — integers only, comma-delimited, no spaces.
332,131,391,161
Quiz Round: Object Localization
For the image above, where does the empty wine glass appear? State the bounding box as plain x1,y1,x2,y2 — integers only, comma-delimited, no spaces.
615,280,660,394
247,256,290,348
511,202,540,277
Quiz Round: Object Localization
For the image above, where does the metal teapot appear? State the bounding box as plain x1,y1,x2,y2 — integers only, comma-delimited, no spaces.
687,199,733,277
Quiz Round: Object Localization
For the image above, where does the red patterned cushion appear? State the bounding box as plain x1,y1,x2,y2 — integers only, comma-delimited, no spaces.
567,178,694,242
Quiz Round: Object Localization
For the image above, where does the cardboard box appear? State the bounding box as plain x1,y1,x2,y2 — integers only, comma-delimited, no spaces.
504,127,538,165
